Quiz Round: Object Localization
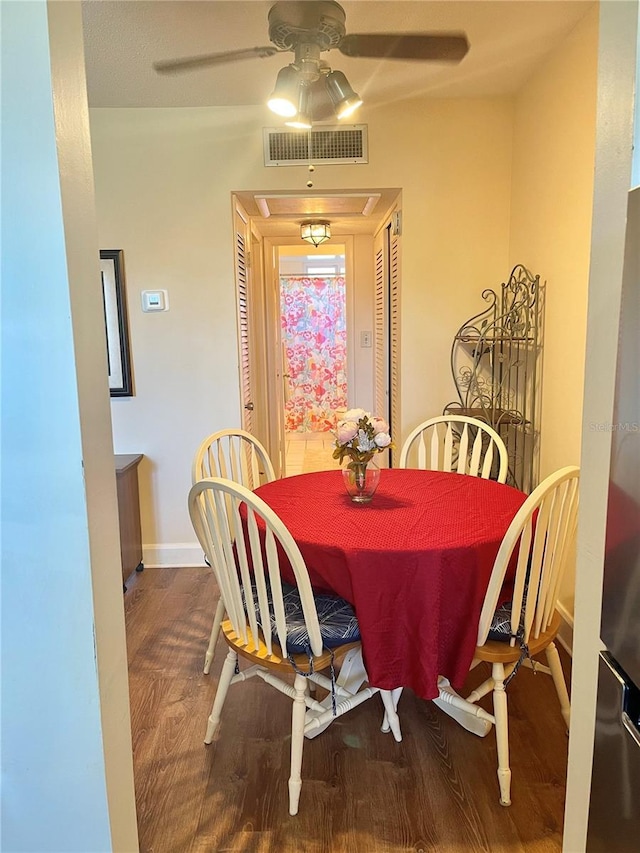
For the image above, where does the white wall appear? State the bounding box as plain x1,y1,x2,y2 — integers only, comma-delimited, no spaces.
508,6,599,617
90,98,513,563
1,2,137,850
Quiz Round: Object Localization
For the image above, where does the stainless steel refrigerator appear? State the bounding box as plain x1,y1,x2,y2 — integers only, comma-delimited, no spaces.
586,186,640,851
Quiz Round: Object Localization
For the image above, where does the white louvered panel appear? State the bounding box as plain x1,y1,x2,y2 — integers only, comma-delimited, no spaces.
389,230,401,468
234,206,253,434
373,229,386,424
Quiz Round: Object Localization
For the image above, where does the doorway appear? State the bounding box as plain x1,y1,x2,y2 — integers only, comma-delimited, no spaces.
232,189,401,477
278,245,347,474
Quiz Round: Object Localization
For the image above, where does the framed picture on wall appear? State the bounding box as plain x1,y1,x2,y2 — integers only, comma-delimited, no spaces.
100,249,133,397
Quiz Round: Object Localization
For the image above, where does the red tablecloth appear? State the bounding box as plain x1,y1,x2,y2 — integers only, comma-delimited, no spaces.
255,469,527,700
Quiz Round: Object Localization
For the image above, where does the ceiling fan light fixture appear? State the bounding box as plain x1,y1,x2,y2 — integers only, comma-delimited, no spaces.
267,65,300,117
325,69,362,119
285,82,313,129
334,94,363,120
300,220,331,247
285,113,313,129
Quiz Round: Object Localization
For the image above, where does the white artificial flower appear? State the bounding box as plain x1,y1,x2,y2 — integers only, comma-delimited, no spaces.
343,408,368,422
371,417,390,435
374,432,391,448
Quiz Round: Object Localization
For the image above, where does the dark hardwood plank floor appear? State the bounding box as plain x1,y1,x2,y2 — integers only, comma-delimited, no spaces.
125,567,570,853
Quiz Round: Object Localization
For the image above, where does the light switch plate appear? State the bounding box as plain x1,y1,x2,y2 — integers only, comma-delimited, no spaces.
141,290,169,312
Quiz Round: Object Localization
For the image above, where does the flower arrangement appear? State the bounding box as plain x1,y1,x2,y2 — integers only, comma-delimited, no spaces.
332,408,392,468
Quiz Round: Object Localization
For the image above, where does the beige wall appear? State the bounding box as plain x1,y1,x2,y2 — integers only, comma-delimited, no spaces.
509,6,599,618
90,97,514,563
510,6,599,480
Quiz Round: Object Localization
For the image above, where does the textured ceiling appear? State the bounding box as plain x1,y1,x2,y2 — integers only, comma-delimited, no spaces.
81,0,594,238
82,1,594,108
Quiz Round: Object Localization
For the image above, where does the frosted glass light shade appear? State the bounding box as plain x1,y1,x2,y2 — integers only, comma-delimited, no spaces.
301,221,331,247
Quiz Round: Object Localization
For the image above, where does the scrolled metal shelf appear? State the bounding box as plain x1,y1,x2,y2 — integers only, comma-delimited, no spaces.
454,334,534,343
445,264,543,493
444,405,530,427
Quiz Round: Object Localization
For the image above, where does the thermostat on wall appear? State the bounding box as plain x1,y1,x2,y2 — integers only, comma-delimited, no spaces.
141,290,169,312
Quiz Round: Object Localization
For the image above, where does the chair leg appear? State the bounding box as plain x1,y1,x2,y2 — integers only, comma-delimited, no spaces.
467,676,495,704
205,648,237,744
380,689,403,741
204,598,226,674
288,673,307,816
546,640,571,731
492,662,511,806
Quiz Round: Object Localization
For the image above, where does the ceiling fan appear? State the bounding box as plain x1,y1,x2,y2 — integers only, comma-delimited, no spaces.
154,1,469,126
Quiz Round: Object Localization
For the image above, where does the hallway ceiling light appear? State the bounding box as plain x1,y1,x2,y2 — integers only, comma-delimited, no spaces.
301,220,331,247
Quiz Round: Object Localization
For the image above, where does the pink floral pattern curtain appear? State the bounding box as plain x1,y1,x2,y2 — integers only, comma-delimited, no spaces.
280,275,347,432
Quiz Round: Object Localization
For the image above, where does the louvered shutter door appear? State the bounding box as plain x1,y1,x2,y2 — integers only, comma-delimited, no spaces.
373,229,387,424
389,230,401,468
234,206,253,434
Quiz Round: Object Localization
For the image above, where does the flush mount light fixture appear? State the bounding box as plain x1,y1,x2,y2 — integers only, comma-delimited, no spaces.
300,220,331,247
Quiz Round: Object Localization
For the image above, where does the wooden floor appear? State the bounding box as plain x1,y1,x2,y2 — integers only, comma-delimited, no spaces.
125,567,570,853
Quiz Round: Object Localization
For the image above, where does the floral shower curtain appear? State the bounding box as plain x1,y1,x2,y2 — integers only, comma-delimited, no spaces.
280,274,347,432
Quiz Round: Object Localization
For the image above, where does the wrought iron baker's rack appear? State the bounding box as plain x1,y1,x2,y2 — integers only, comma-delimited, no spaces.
444,264,543,493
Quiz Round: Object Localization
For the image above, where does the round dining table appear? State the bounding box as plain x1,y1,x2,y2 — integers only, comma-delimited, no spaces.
255,468,527,701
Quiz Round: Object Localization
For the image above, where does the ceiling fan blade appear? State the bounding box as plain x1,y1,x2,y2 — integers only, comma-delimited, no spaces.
154,46,280,74
339,33,469,63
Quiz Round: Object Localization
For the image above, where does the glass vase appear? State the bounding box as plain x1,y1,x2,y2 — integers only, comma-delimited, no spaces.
342,459,380,504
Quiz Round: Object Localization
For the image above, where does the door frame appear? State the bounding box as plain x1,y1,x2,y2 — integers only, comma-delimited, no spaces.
234,188,402,476
261,235,355,474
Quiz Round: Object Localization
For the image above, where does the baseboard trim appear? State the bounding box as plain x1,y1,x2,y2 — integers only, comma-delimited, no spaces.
556,601,574,656
142,543,206,568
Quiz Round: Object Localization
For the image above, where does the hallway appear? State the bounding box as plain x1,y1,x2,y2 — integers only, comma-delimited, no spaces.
285,431,340,476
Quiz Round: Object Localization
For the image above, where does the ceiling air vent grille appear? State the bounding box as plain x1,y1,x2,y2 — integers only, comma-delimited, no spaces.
263,125,368,166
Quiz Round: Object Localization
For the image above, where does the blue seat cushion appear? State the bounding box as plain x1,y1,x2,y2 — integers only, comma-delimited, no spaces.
487,598,527,643
245,582,360,655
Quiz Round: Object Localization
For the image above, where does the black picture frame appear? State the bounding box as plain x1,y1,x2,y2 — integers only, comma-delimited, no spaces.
100,249,133,397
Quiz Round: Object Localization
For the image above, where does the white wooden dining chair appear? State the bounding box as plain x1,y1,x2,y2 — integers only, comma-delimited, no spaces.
188,477,401,815
438,465,579,806
193,429,276,674
399,414,508,483
192,428,276,489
